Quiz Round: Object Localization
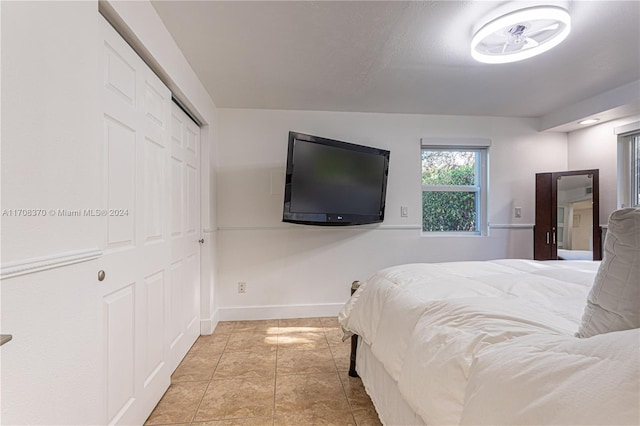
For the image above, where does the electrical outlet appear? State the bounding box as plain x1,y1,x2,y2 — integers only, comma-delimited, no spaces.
514,207,522,218
401,206,408,217
238,282,246,293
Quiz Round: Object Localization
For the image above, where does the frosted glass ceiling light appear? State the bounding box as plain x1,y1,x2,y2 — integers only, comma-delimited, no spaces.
471,6,571,64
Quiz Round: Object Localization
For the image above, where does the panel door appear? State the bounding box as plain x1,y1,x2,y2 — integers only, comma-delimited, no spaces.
167,103,201,372
99,19,173,425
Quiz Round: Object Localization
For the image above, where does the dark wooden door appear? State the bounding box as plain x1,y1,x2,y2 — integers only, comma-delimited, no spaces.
534,173,554,260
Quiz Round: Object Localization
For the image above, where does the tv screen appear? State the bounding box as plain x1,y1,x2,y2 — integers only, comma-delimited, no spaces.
283,131,390,226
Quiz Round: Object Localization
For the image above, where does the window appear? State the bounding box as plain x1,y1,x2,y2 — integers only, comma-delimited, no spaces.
421,141,489,235
618,130,640,208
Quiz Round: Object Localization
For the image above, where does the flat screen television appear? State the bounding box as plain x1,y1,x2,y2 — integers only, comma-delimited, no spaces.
282,131,390,226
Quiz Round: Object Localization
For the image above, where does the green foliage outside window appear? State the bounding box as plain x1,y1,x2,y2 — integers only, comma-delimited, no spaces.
422,150,478,232
422,151,476,186
422,191,476,231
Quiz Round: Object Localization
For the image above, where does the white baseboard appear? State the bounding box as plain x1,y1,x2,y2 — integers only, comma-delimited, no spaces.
200,309,220,335
217,303,344,322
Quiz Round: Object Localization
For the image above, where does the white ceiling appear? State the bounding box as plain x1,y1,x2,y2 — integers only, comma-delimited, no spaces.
151,0,640,127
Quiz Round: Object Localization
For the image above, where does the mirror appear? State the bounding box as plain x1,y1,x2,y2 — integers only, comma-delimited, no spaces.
556,174,595,260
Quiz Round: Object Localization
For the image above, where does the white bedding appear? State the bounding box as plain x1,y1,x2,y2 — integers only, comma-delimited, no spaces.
339,259,640,425
356,340,426,426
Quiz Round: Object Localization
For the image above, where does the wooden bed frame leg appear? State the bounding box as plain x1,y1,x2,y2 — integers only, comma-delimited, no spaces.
349,333,359,377
348,280,361,378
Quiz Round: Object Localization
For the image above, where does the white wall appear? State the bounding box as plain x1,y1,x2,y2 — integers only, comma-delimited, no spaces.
567,116,639,224
215,108,568,319
1,1,102,263
1,1,219,424
1,2,104,424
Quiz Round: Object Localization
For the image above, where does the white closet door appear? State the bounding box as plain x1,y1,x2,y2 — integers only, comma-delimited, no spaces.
99,18,189,425
168,103,201,372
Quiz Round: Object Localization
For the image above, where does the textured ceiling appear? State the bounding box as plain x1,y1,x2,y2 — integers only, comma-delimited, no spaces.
152,0,640,119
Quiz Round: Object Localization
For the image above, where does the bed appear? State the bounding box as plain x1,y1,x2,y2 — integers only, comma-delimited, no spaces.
339,208,640,426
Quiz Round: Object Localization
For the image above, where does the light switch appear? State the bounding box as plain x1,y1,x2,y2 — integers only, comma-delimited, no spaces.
401,206,408,217
514,207,522,218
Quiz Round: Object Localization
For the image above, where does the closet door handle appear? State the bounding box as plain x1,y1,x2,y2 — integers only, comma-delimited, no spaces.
546,232,550,244
552,232,556,245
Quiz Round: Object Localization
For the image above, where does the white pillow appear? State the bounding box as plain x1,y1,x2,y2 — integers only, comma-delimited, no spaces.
577,208,640,338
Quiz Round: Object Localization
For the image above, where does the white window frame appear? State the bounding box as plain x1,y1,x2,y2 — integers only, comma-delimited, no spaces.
616,122,640,208
420,138,490,236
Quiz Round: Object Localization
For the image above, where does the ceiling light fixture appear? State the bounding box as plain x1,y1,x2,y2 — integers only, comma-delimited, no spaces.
471,6,571,64
578,118,600,125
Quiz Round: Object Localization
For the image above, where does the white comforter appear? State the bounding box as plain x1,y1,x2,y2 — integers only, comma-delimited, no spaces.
339,259,640,425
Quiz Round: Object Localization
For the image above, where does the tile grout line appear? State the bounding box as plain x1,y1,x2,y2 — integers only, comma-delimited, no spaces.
147,328,233,426
189,324,234,425
324,322,359,425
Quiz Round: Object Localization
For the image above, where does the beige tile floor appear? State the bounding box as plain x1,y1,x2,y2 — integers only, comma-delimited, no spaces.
145,317,382,426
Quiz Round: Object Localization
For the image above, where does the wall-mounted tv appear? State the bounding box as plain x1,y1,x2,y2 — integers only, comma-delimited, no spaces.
282,131,390,226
